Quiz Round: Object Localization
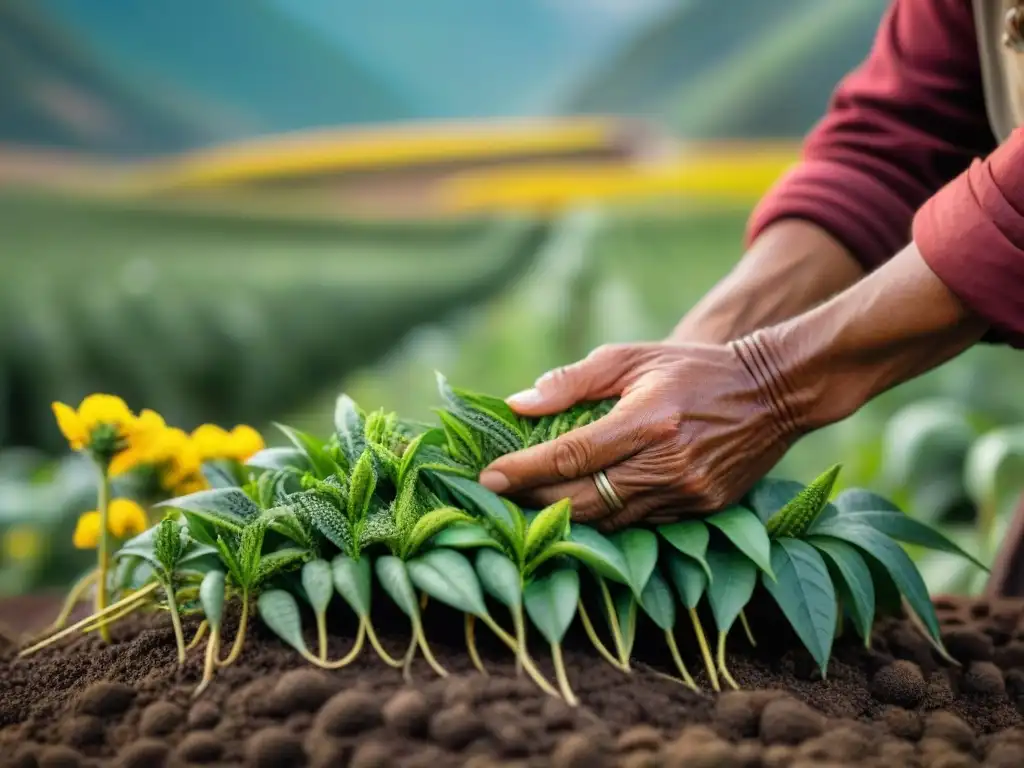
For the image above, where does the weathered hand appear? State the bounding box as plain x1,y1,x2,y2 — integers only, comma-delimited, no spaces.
477,340,803,530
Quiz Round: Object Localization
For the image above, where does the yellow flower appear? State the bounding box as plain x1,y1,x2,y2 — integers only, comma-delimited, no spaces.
109,409,168,477
226,425,264,462
4,525,42,562
52,394,135,455
159,427,203,491
174,475,209,496
73,511,103,550
191,423,231,461
107,499,149,539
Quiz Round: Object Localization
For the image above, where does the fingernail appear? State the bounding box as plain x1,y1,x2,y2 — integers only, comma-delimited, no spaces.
479,470,510,493
506,388,544,408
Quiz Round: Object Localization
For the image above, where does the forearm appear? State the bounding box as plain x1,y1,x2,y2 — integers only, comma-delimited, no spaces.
737,243,988,432
669,220,864,344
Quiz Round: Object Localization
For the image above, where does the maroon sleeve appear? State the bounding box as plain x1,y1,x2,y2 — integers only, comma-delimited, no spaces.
746,0,996,271
914,130,1024,348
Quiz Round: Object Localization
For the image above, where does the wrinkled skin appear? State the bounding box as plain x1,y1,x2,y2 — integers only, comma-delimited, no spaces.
478,341,796,531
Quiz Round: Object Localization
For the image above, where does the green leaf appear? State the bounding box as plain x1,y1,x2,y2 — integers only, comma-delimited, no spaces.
275,423,340,479
375,555,420,620
523,568,579,645
397,433,429,489
265,508,316,551
182,511,219,546
765,465,841,538
202,461,239,490
761,538,836,675
474,549,522,610
610,528,659,596
347,449,378,524
812,518,944,643
301,559,334,617
334,394,366,467
707,506,774,579
432,522,504,552
832,488,901,515
611,583,637,656
256,547,309,585
744,477,804,524
292,490,354,556
964,427,1024,511
523,498,571,565
199,570,226,631
815,509,986,570
665,550,707,609
437,411,483,465
156,488,259,529
807,536,875,642
437,372,525,455
657,521,712,582
529,524,631,584
246,447,310,473
407,548,489,617
402,507,477,559
257,590,308,653
154,518,186,575
638,567,676,631
431,473,521,555
706,549,757,633
332,554,372,618
214,535,243,585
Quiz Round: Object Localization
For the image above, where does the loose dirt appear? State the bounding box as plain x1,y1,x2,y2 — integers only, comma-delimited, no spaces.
2,595,1024,767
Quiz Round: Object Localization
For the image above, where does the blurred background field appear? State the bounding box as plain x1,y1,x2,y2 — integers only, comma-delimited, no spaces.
1,0,1021,599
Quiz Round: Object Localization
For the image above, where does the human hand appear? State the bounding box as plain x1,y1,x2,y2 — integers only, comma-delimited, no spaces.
477,340,806,531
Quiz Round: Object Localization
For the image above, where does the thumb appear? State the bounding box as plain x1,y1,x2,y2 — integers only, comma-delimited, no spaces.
505,344,642,416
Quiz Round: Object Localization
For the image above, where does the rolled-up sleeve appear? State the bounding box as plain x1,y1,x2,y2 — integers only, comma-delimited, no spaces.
914,130,1024,347
747,0,995,272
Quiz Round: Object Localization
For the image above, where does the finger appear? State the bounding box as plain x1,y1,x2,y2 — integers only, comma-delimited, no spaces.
504,344,648,416
479,401,644,494
595,494,668,533
513,464,636,523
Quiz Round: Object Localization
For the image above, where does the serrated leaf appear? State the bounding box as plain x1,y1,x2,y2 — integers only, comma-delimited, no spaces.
523,498,571,565
765,465,841,538
200,570,226,631
761,538,836,675
808,536,875,642
154,518,185,575
237,520,269,586
265,508,316,551
437,411,483,465
334,394,366,468
275,423,340,479
812,517,944,643
215,535,243,585
431,522,503,551
407,548,489,617
431,473,521,556
475,548,522,610
347,449,378,524
610,528,659,596
401,507,476,559
638,567,676,631
744,477,805,524
657,521,712,582
706,549,757,633
528,524,630,584
257,590,308,653
257,547,308,585
357,507,400,550
707,506,774,579
437,373,525,454
665,550,706,609
397,433,429,489
523,568,579,645
292,490,354,556
375,555,419,620
156,488,258,529
332,554,372,618
302,559,334,616
246,446,310,472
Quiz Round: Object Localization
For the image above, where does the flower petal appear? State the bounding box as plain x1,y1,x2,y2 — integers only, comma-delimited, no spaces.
227,425,265,462
108,499,149,538
73,511,102,550
52,402,87,450
78,394,134,433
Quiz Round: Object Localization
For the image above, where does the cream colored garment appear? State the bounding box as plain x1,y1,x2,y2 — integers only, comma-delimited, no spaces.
974,0,1024,141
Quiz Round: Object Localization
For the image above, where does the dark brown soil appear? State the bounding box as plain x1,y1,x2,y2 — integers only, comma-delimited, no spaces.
3,595,1024,767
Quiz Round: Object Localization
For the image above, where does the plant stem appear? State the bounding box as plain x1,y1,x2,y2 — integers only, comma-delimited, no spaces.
465,614,487,676
597,577,630,670
413,618,448,678
186,620,209,651
301,620,366,669
81,599,146,633
550,643,578,706
688,608,719,692
716,632,740,690
478,614,560,698
216,590,249,667
165,580,187,665
96,467,112,643
513,604,526,678
980,498,997,563
193,630,220,698
577,598,630,672
365,618,403,668
45,568,98,635
902,598,959,667
19,582,159,656
401,631,418,683
739,610,756,647
665,629,699,691
316,611,328,663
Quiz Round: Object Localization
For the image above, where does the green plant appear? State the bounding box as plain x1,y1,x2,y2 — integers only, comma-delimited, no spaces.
20,375,983,703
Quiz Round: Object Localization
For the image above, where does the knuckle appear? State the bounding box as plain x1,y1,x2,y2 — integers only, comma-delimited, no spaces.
552,438,592,480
